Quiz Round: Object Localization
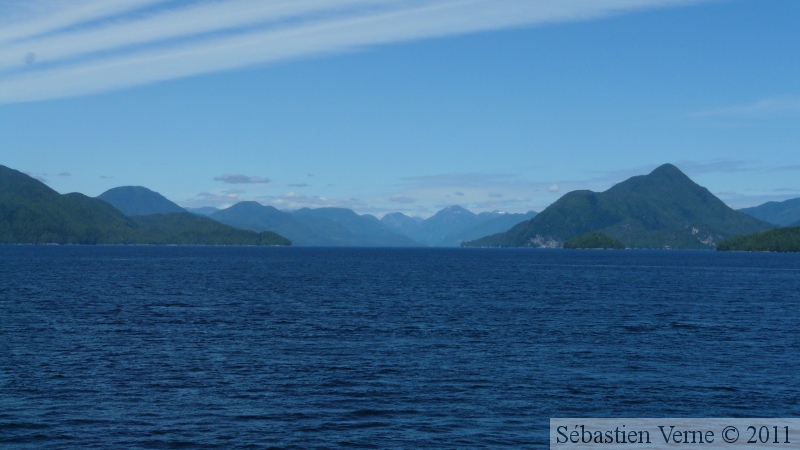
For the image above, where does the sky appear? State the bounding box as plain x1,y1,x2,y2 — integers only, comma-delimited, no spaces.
1,0,799,218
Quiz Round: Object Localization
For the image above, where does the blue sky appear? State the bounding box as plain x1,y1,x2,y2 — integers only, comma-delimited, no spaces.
1,0,798,218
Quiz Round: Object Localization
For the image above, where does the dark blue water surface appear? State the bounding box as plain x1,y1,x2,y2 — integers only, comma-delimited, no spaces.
1,246,799,448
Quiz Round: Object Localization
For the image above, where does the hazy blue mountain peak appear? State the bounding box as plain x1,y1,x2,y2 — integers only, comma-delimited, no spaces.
97,185,185,216
185,206,220,216
740,197,800,226
438,205,474,215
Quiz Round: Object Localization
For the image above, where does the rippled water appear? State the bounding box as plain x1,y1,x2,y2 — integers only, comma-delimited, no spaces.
1,246,799,448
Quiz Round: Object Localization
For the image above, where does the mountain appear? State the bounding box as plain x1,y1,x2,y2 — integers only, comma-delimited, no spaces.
717,226,800,252
290,207,418,247
211,203,418,246
380,206,537,247
564,232,626,250
740,197,800,226
412,205,480,246
98,186,185,216
0,165,289,245
211,201,323,245
126,212,290,245
452,211,538,246
380,212,424,238
463,164,773,249
186,206,220,216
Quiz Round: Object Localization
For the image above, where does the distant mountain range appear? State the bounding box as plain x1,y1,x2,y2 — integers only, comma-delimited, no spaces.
208,202,537,247
93,183,536,247
463,164,774,249
209,202,418,247
381,206,537,247
4,162,791,249
740,197,800,227
0,165,289,245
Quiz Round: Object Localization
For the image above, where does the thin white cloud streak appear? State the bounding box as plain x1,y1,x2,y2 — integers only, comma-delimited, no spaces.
0,0,386,70
388,171,564,214
260,192,370,211
402,172,521,188
0,0,170,43
0,0,715,103
390,195,416,203
716,192,800,210
690,97,800,118
673,159,758,174
214,174,271,184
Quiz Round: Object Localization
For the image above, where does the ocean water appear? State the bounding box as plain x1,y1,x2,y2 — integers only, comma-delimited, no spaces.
1,246,799,448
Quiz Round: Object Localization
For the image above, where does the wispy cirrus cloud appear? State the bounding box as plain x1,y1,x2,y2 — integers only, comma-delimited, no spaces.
400,171,567,194
673,159,758,174
716,190,800,210
667,160,800,176
401,172,520,188
690,96,800,118
259,191,369,211
770,165,800,173
187,189,245,208
391,171,565,215
389,195,416,203
214,173,271,184
0,0,167,43
0,0,715,103
579,159,758,187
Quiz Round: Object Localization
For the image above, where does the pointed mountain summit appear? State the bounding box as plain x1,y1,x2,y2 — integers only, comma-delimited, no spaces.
98,186,185,216
463,164,773,249
414,205,478,246
425,205,478,226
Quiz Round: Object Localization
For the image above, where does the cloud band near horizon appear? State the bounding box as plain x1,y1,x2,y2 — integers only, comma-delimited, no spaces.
214,173,271,184
0,0,714,103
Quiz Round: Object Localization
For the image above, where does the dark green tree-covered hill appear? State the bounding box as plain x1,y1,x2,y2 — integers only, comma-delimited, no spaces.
564,232,626,249
0,165,289,245
716,226,800,252
129,212,290,245
463,164,773,249
98,186,186,216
